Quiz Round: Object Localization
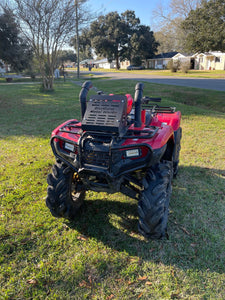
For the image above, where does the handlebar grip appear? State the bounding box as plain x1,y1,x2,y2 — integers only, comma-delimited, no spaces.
149,97,161,102
142,96,161,103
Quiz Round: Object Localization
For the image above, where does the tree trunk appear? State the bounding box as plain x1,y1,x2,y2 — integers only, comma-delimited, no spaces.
43,77,54,91
75,0,80,78
40,63,54,91
116,53,120,70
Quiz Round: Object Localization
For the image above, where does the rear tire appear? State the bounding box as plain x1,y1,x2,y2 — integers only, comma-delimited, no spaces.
46,160,85,219
138,160,173,239
173,127,182,177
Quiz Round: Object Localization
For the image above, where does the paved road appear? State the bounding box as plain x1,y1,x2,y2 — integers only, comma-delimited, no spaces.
84,71,225,92
1,71,224,91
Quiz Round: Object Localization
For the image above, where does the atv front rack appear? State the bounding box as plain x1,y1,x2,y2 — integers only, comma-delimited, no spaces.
59,120,81,134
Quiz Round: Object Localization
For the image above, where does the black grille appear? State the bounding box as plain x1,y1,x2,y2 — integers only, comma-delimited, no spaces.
82,150,110,168
80,133,112,169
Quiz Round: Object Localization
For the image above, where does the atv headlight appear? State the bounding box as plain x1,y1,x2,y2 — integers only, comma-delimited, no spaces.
64,142,75,152
125,149,140,158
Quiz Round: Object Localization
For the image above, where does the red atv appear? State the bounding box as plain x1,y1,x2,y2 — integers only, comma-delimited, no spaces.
46,82,182,239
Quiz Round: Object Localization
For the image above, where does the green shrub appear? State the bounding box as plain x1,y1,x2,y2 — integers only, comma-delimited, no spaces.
167,59,180,72
180,61,190,73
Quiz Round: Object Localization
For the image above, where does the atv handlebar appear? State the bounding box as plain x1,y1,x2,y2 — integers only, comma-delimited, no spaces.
142,96,161,104
79,81,93,118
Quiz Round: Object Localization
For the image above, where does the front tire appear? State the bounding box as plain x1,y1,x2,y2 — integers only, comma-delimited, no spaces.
46,160,85,219
138,160,173,239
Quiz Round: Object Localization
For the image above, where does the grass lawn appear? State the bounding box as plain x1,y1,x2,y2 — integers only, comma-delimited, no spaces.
0,79,225,299
69,68,225,79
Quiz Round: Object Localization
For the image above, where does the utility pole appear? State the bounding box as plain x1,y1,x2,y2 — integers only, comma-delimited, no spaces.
75,0,80,78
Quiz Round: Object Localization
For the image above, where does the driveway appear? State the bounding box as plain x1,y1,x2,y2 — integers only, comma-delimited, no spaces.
84,71,225,92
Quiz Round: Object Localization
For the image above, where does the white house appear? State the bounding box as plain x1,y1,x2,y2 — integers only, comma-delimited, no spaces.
94,58,116,69
172,53,195,69
80,58,116,69
148,51,225,70
192,52,225,70
148,52,179,69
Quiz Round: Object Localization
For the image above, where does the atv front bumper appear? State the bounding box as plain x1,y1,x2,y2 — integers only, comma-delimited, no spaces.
51,133,167,194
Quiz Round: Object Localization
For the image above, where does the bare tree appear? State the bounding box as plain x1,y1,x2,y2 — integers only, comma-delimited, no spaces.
152,0,201,53
153,0,201,22
74,0,96,78
3,0,90,90
170,0,201,18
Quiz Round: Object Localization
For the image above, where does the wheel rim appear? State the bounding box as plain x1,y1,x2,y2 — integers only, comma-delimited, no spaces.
71,172,83,202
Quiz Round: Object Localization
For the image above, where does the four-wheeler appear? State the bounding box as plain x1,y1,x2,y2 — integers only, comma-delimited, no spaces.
46,81,182,239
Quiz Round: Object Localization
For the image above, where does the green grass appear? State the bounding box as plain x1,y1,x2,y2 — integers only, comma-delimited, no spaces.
93,80,225,113
72,68,225,79
0,80,225,299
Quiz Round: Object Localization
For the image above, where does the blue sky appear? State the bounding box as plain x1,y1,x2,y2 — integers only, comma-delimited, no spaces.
88,0,167,28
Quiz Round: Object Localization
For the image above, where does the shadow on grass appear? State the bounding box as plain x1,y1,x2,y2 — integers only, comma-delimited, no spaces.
66,165,225,273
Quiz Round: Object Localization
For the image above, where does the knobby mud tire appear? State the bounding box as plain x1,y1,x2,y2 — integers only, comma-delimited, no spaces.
46,160,85,219
138,160,173,239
